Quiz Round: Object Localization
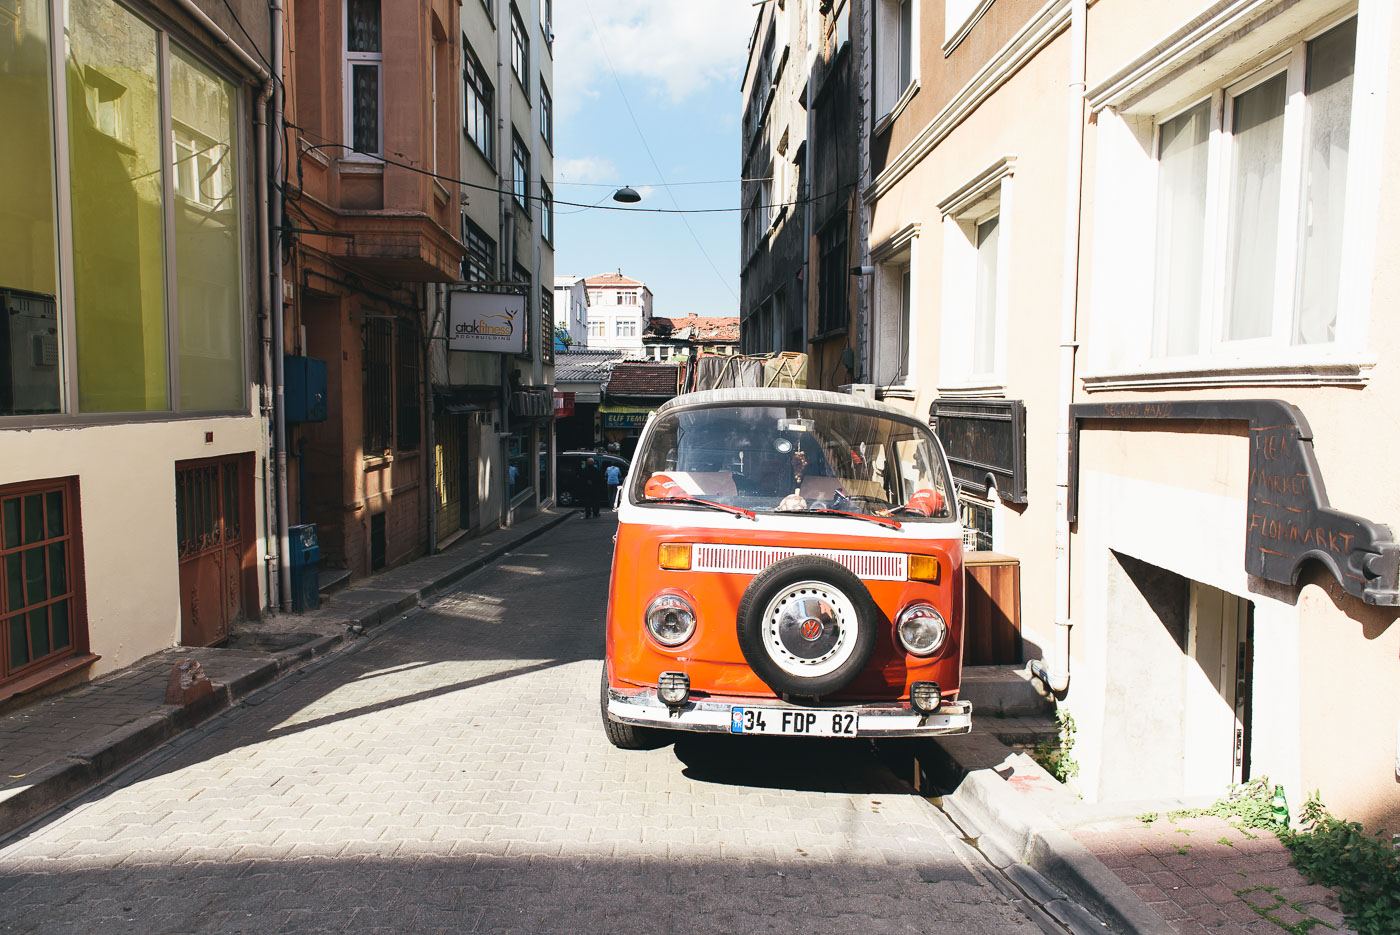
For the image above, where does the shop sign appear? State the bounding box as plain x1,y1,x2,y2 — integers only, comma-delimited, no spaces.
448,291,526,354
553,391,575,417
604,411,650,428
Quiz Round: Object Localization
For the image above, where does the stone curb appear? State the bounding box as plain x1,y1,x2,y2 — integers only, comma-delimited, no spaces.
0,512,573,841
925,734,1177,935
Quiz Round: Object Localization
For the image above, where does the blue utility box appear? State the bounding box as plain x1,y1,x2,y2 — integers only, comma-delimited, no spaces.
283,355,328,423
289,523,320,612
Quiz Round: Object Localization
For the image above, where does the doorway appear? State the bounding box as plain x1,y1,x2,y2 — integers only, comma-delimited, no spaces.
176,455,255,646
1184,583,1254,791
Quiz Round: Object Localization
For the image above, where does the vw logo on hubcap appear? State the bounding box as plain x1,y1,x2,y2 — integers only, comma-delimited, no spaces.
800,618,824,641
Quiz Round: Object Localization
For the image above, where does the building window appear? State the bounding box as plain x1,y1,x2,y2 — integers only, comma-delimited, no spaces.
620,291,637,305
540,0,552,40
960,495,994,551
463,40,493,162
512,263,533,359
462,215,497,284
616,320,638,338
937,158,1012,387
2,0,246,420
540,83,553,150
875,0,918,122
395,324,420,451
874,253,913,387
1,478,86,689
346,0,382,156
541,289,554,364
510,4,529,92
589,320,605,340
745,29,777,143
1149,18,1358,361
512,132,530,215
540,181,553,245
817,218,849,336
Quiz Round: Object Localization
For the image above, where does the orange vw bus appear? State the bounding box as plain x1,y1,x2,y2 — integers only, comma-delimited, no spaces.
601,388,972,747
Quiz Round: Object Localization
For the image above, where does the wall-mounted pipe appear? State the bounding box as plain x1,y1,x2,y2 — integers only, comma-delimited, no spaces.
1033,0,1087,696
270,0,291,611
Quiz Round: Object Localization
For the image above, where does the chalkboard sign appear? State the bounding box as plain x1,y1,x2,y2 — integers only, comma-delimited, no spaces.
930,399,1028,504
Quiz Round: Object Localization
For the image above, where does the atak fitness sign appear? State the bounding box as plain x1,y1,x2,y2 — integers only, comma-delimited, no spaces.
448,291,526,354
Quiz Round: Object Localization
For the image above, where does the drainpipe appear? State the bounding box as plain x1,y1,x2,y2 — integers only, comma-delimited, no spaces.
425,283,440,552
270,0,291,611
1031,0,1086,696
165,0,277,605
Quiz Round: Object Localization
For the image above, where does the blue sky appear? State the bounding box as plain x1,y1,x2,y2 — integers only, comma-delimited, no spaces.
552,0,756,319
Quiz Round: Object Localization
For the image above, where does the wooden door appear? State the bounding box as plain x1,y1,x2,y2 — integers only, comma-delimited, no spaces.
176,457,247,646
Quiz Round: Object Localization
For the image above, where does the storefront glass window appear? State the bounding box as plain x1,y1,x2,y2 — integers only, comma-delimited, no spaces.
172,47,243,411
68,0,169,412
0,0,62,416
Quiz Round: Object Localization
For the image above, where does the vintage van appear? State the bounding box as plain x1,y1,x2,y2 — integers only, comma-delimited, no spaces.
601,388,972,747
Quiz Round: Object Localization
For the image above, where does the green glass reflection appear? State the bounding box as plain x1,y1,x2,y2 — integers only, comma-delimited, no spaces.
25,549,47,606
67,0,169,412
8,617,30,667
45,490,64,538
172,48,244,411
52,599,70,649
29,608,50,658
48,542,67,596
5,555,22,612
0,0,63,417
23,494,42,543
2,498,18,549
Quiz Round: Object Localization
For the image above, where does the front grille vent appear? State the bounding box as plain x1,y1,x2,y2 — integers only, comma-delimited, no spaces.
692,544,907,581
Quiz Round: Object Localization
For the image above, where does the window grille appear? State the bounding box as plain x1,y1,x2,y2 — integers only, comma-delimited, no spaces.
396,324,420,451
1,479,82,685
541,289,555,364
363,318,393,456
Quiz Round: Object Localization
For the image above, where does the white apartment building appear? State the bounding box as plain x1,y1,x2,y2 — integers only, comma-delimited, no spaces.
554,275,589,348
583,271,653,354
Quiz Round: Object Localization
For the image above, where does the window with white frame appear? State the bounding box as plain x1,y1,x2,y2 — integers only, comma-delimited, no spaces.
937,159,1012,388
463,39,493,163
511,131,530,215
1149,18,1358,362
588,320,605,340
346,0,382,156
510,4,529,92
616,319,638,338
874,262,913,388
875,0,917,123
540,181,553,245
540,82,553,150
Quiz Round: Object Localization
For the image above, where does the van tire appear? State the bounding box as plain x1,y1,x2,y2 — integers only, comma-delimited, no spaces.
736,556,879,697
600,665,658,749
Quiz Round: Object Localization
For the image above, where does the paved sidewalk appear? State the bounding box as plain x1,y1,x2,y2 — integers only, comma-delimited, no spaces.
0,509,573,839
1074,814,1355,935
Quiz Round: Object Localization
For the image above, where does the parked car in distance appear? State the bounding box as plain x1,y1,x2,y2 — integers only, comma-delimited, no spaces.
557,451,630,507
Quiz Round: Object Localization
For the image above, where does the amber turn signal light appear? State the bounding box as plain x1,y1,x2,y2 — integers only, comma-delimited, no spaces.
908,554,941,582
659,543,692,570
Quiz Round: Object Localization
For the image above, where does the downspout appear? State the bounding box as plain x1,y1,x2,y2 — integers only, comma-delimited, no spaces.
270,0,291,611
425,283,441,552
1031,0,1086,696
165,0,276,606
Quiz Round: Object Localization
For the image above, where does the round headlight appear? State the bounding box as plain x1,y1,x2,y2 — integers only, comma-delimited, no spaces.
895,603,947,656
645,594,697,646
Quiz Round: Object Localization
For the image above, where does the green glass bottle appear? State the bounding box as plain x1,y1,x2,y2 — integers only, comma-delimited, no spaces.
1271,785,1289,828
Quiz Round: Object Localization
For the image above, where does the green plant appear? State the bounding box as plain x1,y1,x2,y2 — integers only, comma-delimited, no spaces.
1138,811,1159,825
1030,709,1080,782
1168,776,1277,830
1285,793,1399,935
1217,836,1234,847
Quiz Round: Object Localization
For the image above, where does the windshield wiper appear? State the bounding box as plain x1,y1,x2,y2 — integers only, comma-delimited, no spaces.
799,508,902,530
640,497,757,520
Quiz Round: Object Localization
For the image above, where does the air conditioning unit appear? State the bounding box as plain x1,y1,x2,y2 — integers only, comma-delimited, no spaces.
839,383,875,399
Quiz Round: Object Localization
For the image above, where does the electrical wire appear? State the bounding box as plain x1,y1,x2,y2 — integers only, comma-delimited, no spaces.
283,120,852,216
579,0,738,300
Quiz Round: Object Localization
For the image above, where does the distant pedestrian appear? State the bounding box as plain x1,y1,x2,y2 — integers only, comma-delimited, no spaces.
605,462,622,511
579,457,605,518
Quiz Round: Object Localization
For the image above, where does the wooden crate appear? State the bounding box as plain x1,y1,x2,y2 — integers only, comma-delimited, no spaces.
963,552,1022,666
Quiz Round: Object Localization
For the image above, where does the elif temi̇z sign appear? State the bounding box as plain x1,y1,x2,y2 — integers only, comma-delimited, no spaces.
448,291,526,354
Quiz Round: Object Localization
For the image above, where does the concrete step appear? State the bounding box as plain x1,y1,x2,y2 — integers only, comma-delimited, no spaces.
960,665,1054,718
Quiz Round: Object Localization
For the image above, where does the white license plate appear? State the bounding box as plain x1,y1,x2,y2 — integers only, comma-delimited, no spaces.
729,707,859,737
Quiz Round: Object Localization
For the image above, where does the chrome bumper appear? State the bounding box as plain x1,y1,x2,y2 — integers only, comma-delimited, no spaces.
606,686,973,737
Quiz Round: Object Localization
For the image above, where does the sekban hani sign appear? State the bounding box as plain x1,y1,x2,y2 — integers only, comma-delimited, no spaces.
449,292,526,354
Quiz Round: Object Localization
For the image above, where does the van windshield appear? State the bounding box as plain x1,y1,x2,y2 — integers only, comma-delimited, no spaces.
630,403,954,521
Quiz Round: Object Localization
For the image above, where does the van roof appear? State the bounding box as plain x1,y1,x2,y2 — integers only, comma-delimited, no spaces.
655,387,915,419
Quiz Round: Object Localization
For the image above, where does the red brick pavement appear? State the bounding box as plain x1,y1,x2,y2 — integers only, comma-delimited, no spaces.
1073,815,1356,935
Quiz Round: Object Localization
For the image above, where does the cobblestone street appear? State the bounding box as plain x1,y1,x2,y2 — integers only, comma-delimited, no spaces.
0,517,1044,935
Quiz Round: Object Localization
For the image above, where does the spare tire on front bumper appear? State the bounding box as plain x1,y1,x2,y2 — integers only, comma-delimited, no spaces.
736,555,879,698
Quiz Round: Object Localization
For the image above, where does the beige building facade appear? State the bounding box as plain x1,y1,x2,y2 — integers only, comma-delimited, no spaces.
866,0,1399,832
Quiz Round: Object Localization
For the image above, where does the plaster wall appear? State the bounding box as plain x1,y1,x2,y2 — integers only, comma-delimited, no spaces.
0,417,267,679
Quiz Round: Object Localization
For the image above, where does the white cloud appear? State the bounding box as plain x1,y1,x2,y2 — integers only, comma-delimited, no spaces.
554,0,757,116
555,156,620,184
